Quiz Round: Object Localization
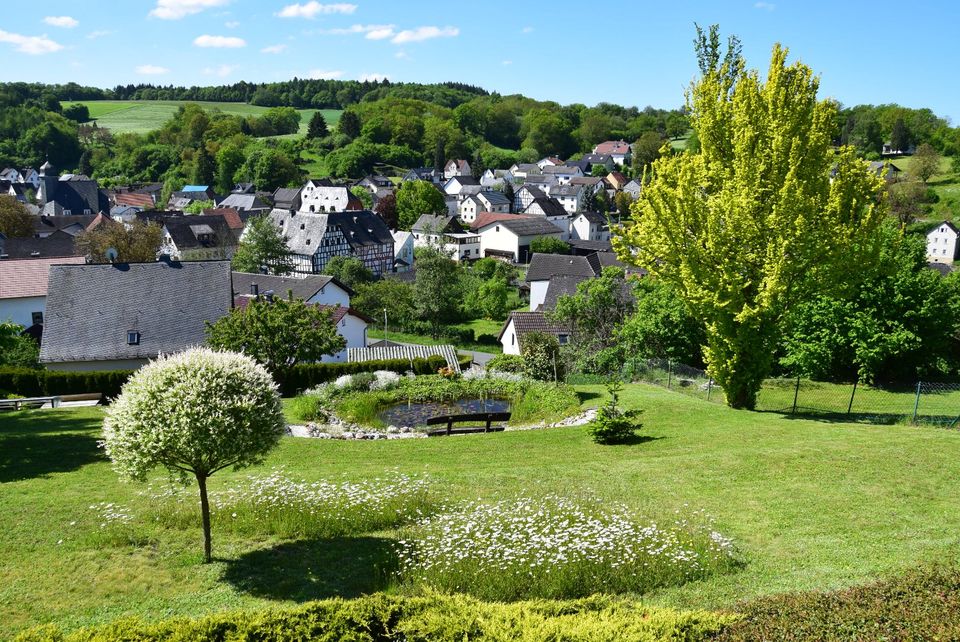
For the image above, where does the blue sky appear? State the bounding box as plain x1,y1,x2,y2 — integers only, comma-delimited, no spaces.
2,1,957,121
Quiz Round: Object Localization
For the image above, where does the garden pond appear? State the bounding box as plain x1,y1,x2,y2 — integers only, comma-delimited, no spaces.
377,398,511,427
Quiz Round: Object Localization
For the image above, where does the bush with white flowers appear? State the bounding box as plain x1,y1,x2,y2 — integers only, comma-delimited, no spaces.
102,347,285,563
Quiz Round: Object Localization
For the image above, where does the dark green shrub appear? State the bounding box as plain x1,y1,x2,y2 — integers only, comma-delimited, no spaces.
521,332,565,381
474,332,500,346
487,354,525,373
15,592,734,642
0,367,134,400
427,355,447,373
457,354,473,370
588,381,642,444
716,565,960,642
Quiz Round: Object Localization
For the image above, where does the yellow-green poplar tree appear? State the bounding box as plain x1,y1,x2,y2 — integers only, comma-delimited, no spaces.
614,37,886,409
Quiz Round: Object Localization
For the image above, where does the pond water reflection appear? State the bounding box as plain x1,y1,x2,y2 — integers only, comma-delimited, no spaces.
377,398,511,427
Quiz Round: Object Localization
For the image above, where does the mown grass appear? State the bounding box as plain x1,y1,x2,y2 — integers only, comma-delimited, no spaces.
4,384,960,637
61,100,341,136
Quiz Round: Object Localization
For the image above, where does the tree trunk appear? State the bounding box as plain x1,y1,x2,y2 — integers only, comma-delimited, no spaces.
196,472,212,564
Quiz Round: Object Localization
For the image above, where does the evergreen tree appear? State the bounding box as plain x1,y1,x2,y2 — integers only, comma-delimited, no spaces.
338,111,361,139
890,117,911,154
78,149,92,176
306,111,329,139
192,146,215,186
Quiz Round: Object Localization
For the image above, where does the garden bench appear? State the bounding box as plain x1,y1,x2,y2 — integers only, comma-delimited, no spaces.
0,396,62,411
425,412,512,436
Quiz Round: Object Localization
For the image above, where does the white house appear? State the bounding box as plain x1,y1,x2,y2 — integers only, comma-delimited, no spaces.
498,311,570,355
479,169,510,189
547,184,586,214
477,216,566,263
299,180,364,213
442,175,481,197
537,156,564,169
542,165,583,185
0,256,86,328
927,221,959,264
392,230,415,272
570,211,610,242
444,159,471,180
623,178,643,199
316,305,371,362
524,197,571,237
524,253,597,312
592,141,632,166
412,214,480,262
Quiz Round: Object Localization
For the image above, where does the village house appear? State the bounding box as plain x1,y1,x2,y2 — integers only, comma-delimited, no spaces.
39,259,233,371
0,256,87,330
548,183,587,214
442,175,482,197
412,214,481,262
443,159,472,180
36,162,109,216
498,311,570,356
523,196,571,236
391,230,414,272
570,211,610,242
927,221,959,264
269,209,395,276
159,214,237,261
299,179,363,213
592,141,632,166
623,178,643,199
537,156,564,169
272,186,302,211
541,165,583,185
476,215,565,263
216,192,271,215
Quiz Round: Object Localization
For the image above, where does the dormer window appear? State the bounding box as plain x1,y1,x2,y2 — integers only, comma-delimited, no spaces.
127,331,140,346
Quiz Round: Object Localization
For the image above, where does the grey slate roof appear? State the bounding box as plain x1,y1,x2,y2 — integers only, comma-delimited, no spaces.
0,230,81,259
40,179,109,216
576,210,608,224
525,253,596,282
478,190,510,207
272,187,302,210
34,214,99,237
412,214,463,234
164,215,235,251
271,209,393,255
525,197,568,218
231,271,351,299
217,193,270,212
540,274,589,310
39,260,233,364
347,344,461,373
498,311,569,342
498,216,566,237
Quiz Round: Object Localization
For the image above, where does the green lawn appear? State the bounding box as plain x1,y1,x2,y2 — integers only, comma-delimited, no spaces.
3,385,960,638
61,100,341,137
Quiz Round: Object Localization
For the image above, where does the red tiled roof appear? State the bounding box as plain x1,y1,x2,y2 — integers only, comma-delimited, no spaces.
0,256,86,299
204,207,244,230
114,192,155,208
593,140,631,155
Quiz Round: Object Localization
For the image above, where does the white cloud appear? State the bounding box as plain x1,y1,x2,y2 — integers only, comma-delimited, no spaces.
0,29,63,54
136,64,170,75
366,27,394,40
193,34,246,47
149,0,230,20
359,73,389,82
277,2,357,18
390,25,458,44
754,1,775,9
261,43,287,54
43,16,78,28
308,69,343,79
87,30,113,39
502,59,512,65
394,50,409,59
225,20,240,28
317,24,395,38
203,64,238,77
521,26,534,33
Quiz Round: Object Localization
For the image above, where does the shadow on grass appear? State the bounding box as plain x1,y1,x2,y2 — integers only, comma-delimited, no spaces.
222,537,397,601
576,391,602,404
0,410,105,482
604,434,664,446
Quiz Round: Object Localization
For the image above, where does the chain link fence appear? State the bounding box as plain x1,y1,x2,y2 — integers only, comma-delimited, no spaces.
568,359,960,426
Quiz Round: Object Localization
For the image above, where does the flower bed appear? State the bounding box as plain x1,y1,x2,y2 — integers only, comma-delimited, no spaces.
394,496,740,601
291,370,581,429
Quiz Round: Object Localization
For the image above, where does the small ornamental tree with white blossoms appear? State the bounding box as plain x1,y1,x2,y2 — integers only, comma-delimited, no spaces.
102,348,286,563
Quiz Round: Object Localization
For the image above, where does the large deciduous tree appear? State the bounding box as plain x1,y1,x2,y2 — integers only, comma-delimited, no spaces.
231,215,294,275
414,247,462,337
322,255,374,289
396,180,447,230
75,219,164,263
614,30,886,408
374,192,398,229
0,196,35,238
205,297,346,378
103,348,285,563
912,143,941,184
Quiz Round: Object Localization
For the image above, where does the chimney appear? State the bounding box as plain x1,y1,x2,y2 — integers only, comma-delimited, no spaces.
264,289,275,302
250,282,259,296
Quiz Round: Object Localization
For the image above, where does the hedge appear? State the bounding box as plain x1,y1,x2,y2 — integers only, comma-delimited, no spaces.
0,355,476,401
15,593,734,642
714,565,960,641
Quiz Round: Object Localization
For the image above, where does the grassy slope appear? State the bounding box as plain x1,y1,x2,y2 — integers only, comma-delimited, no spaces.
3,385,960,637
61,100,342,136
891,155,960,223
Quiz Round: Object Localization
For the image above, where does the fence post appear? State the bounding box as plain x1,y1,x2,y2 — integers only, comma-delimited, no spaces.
847,380,858,416
666,360,672,390
706,379,712,402
792,376,800,414
913,382,922,423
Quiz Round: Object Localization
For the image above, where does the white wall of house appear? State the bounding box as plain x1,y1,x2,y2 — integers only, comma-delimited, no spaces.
927,225,959,263
0,296,46,328
479,223,522,261
299,185,353,213
571,216,610,242
306,284,351,308
529,281,550,312
323,313,368,363
500,318,520,355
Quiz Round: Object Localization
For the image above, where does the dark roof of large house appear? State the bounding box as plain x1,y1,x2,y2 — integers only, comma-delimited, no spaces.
41,179,109,216
271,209,393,255
540,274,589,310
585,250,624,274
498,311,569,342
564,159,591,172
272,187,302,210
0,230,82,259
34,214,99,237
217,193,270,212
412,214,463,234
469,212,529,232
526,197,568,218
569,239,614,255
447,175,480,186
498,216,566,237
576,210,608,224
39,260,233,364
526,253,596,282
478,190,510,207
231,271,353,299
163,215,236,251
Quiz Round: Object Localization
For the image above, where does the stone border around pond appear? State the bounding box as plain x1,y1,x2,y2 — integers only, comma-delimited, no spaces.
286,407,599,441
